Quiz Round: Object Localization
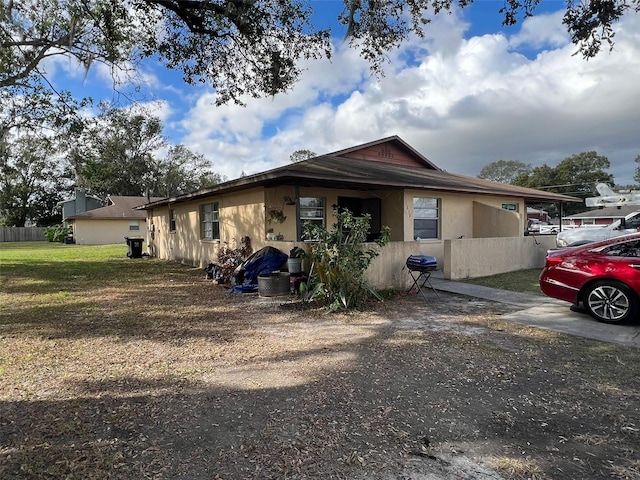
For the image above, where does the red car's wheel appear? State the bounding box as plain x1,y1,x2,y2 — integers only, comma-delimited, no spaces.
583,280,639,324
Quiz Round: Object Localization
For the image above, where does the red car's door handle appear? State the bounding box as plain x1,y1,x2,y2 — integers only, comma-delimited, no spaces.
629,264,640,269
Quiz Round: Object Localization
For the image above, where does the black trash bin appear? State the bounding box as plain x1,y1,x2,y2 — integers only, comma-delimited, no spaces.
125,236,144,258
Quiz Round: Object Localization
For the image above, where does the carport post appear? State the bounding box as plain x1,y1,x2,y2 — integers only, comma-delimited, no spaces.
559,202,564,232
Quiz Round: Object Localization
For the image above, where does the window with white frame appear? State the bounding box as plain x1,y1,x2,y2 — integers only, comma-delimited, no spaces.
169,209,176,232
582,218,595,226
299,197,325,229
128,221,140,231
502,203,518,212
201,202,220,240
413,197,440,240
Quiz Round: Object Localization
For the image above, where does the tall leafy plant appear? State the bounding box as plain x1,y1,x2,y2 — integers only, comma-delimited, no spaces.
303,209,390,311
44,224,72,242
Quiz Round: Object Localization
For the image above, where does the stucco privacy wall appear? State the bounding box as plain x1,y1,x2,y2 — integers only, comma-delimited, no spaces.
443,235,556,280
72,219,143,245
265,237,553,288
473,201,521,238
365,241,435,289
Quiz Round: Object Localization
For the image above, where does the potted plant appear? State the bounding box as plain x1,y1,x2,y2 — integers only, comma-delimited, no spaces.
267,208,286,224
288,246,306,274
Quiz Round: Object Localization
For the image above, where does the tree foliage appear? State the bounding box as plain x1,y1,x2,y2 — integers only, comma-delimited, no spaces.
0,135,70,226
68,108,164,199
2,0,636,109
1,0,330,106
513,151,614,215
149,145,225,198
289,149,317,163
302,209,390,311
478,160,532,184
66,107,221,199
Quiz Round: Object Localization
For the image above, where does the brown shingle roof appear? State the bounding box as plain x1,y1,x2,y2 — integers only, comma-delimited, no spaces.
138,137,581,209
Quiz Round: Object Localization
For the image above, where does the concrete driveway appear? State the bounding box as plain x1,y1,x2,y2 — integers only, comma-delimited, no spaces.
430,277,640,348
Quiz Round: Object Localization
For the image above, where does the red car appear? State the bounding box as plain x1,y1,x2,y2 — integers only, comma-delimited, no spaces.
539,233,640,324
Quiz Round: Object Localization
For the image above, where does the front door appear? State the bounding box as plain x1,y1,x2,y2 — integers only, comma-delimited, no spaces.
337,196,382,241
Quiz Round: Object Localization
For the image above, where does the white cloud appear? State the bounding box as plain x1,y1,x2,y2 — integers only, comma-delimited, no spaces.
173,8,640,186
129,100,173,122
509,11,568,50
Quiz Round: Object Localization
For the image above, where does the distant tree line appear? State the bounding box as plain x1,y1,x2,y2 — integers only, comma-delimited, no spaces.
0,103,223,227
477,152,639,217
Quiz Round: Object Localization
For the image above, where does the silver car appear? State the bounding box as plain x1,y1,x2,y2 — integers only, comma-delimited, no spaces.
556,210,640,247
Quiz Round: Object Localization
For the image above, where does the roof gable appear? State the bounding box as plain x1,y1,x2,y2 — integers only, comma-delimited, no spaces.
331,136,441,170
67,196,163,220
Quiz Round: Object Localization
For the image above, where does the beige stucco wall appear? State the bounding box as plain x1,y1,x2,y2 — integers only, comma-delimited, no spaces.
147,184,541,287
472,201,521,238
263,186,405,243
443,235,556,280
71,219,144,245
265,236,552,289
362,234,554,288
403,191,523,241
264,186,297,241
149,188,265,266
365,241,427,290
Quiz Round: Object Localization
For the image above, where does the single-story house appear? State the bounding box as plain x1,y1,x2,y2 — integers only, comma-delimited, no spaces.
57,189,103,223
138,136,579,285
563,206,640,227
67,195,163,245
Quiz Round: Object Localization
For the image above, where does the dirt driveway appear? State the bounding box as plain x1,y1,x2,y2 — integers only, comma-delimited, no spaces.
1,267,639,479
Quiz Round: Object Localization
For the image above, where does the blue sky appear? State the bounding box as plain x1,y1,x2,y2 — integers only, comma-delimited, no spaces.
50,1,640,186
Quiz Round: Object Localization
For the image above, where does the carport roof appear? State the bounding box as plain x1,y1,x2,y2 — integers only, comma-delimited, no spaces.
138,136,581,209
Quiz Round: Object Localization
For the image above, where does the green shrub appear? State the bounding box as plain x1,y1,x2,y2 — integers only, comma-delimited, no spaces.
44,224,72,242
302,209,390,311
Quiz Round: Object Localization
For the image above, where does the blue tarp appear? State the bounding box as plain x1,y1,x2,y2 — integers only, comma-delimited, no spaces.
228,246,288,293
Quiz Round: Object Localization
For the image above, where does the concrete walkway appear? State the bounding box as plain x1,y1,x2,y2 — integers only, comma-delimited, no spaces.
429,276,640,348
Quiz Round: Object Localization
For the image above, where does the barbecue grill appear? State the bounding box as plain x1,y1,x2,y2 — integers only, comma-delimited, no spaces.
406,255,439,301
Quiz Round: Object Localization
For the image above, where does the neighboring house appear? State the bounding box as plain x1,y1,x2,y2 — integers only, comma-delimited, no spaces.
527,207,550,223
67,196,163,245
563,206,640,227
57,189,103,223
138,136,579,284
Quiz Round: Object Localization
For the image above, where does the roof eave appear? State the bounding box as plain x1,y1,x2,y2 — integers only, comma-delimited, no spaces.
137,172,580,209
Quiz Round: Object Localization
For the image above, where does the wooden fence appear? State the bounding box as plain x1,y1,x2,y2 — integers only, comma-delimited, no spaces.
0,227,47,242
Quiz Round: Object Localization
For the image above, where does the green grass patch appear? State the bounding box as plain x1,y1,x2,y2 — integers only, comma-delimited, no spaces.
0,242,170,299
0,241,127,262
460,268,544,296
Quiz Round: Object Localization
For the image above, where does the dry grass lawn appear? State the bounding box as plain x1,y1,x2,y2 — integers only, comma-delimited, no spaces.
1,243,639,479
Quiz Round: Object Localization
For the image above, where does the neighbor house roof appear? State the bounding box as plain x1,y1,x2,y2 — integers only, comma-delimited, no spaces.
67,196,164,220
57,193,102,206
138,136,580,209
565,206,640,219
